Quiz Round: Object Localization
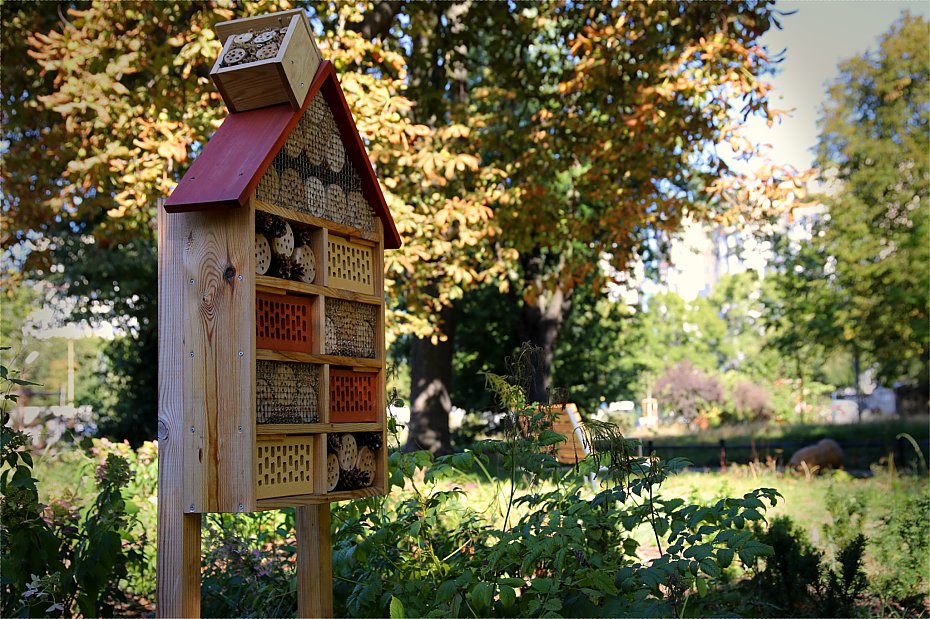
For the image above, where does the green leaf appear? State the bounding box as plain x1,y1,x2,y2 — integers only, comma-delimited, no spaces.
470,582,493,610
699,557,721,578
389,596,405,619
499,585,516,608
716,547,734,568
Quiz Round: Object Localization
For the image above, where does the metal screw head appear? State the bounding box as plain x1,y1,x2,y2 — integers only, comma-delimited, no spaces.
237,274,243,282
190,426,195,433
238,351,244,358
189,351,194,358
189,278,195,285
189,504,195,512
238,503,244,512
237,425,243,433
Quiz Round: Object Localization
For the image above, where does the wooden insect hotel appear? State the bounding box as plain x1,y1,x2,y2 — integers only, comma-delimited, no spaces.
157,9,400,616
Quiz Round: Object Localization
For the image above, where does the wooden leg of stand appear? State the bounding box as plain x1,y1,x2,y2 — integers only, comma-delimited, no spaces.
296,504,333,618
157,511,201,617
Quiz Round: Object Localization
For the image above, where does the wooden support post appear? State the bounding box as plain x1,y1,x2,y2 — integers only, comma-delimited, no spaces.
157,203,202,617
296,504,333,618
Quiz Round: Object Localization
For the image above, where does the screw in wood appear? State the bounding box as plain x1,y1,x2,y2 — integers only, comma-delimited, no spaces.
189,351,194,357
189,504,195,512
238,351,244,357
190,426,195,433
238,503,244,512
238,425,243,433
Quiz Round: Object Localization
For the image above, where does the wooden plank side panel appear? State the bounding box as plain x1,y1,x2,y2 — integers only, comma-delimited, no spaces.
375,220,388,495
181,207,255,512
156,203,201,617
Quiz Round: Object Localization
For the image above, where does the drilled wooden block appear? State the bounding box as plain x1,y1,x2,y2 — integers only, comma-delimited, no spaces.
327,236,374,295
255,435,314,499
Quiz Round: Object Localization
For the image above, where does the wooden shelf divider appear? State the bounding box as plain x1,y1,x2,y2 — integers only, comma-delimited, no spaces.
256,422,382,435
255,275,382,306
255,199,379,244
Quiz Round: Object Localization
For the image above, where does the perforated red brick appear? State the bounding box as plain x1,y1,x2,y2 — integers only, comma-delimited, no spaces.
330,369,377,423
256,292,313,353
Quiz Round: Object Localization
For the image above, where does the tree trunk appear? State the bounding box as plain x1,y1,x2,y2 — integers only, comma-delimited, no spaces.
519,286,569,404
404,305,456,455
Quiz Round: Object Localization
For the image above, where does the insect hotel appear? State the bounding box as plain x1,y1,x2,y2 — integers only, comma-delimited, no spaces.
157,9,400,616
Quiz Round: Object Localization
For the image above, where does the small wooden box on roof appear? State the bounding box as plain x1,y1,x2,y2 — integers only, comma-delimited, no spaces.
161,15,401,512
210,9,323,113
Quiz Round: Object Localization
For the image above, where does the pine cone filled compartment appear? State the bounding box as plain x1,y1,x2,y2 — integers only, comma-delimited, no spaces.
326,432,383,492
255,210,322,285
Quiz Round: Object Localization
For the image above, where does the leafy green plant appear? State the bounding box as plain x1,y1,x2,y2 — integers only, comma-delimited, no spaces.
200,512,296,618
870,493,930,613
331,357,781,617
1,350,145,617
750,516,869,617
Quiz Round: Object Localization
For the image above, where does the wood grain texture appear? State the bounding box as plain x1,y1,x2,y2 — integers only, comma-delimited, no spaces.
296,505,333,618
255,349,383,369
157,203,202,617
213,64,292,114
181,206,255,513
279,15,320,110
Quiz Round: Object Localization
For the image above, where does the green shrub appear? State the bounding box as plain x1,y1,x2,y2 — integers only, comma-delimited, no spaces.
1,352,145,617
330,366,781,617
200,512,296,618
750,516,868,617
870,493,930,612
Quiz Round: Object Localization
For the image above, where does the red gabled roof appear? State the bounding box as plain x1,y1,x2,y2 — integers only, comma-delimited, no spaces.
164,61,401,249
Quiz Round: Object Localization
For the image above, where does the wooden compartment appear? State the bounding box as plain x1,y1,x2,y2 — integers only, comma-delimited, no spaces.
256,292,314,353
329,368,377,423
256,360,321,424
324,431,383,494
211,10,322,113
255,434,315,499
327,235,374,295
324,299,377,359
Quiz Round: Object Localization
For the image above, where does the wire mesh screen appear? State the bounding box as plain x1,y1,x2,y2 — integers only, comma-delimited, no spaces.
328,236,374,294
254,94,377,233
324,299,377,359
256,360,320,424
255,293,313,353
330,369,377,422
255,435,314,499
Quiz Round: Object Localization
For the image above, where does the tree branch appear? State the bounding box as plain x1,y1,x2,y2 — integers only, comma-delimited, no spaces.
349,0,405,39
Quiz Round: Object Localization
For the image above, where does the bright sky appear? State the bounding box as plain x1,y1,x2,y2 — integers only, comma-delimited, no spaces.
746,0,929,171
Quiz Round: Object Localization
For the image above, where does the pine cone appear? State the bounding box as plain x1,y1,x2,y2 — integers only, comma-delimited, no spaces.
295,226,314,248
271,255,293,280
356,432,382,451
257,212,287,239
327,433,343,453
337,467,371,490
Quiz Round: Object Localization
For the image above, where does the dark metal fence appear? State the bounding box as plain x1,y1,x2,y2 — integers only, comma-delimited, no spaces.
630,436,929,470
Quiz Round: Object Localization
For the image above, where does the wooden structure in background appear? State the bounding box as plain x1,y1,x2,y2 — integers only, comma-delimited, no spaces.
549,403,589,464
158,11,400,617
